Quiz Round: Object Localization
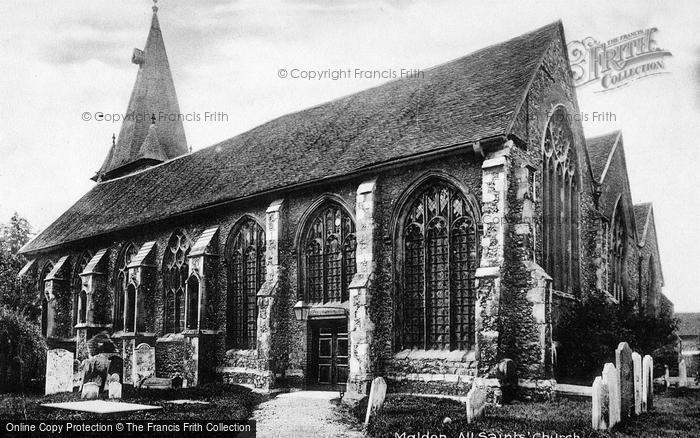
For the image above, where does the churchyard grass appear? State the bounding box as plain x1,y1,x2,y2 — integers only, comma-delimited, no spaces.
354,387,700,438
0,383,262,421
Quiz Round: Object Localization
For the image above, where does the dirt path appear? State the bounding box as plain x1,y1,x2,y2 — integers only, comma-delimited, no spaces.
253,390,364,438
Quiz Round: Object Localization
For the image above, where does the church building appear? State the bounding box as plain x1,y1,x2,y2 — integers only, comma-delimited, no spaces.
19,5,667,400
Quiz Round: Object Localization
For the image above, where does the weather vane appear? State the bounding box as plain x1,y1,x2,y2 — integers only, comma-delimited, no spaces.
152,0,158,13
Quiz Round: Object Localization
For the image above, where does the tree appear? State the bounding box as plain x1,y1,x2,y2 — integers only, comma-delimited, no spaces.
0,213,35,316
555,293,679,384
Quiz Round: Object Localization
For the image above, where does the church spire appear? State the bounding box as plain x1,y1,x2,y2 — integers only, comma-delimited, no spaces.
93,1,187,181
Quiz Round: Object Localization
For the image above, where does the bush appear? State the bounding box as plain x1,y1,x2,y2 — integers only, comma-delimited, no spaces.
0,307,47,393
556,294,678,384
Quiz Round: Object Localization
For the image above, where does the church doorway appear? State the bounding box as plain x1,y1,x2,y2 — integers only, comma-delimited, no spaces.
307,318,349,390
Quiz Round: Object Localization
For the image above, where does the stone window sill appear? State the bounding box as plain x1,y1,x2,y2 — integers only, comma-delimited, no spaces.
552,290,578,301
393,349,475,362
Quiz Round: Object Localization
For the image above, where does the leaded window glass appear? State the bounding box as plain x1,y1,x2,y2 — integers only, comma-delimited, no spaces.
542,108,580,294
610,206,626,301
114,243,136,332
39,262,54,337
401,182,478,351
302,204,356,303
163,231,190,334
225,218,266,349
72,252,91,331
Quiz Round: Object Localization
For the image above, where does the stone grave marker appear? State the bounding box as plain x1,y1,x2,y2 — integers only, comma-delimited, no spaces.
81,381,99,400
602,363,620,428
591,376,606,430
679,358,688,387
133,343,156,386
45,349,74,395
642,355,653,411
109,381,122,399
615,342,633,419
466,379,488,424
664,365,670,390
364,377,388,426
632,352,642,415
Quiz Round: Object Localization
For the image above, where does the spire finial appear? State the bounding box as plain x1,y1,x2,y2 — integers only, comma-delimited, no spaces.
152,0,158,13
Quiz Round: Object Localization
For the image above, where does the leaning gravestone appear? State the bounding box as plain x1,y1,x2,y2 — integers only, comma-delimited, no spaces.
364,377,388,426
109,381,122,399
632,352,642,415
466,379,488,424
679,358,688,387
133,343,156,386
45,349,74,395
642,355,653,411
591,376,606,430
615,342,633,419
602,363,620,428
81,381,99,400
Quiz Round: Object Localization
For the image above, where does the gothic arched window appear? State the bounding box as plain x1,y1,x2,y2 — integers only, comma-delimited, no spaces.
163,230,191,334
542,108,580,294
609,205,626,302
399,181,478,351
72,252,91,332
301,203,356,304
225,218,266,349
114,243,137,332
39,262,54,337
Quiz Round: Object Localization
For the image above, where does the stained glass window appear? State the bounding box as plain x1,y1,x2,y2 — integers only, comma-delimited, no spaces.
302,204,356,303
401,182,478,351
163,231,190,334
225,218,266,349
542,108,580,294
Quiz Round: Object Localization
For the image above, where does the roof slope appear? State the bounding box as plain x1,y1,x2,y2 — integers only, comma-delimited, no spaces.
22,22,562,254
586,130,620,183
633,202,652,244
677,313,700,337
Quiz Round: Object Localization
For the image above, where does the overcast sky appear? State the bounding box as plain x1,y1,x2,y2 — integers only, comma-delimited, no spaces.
0,0,698,311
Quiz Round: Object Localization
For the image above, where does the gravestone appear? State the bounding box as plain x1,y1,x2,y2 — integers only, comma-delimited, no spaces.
81,381,99,399
632,352,642,415
642,355,653,411
133,343,155,386
664,365,670,391
591,376,606,430
466,379,488,424
496,358,517,404
109,381,122,399
615,342,633,419
602,363,620,428
45,349,74,395
679,358,688,387
364,377,388,426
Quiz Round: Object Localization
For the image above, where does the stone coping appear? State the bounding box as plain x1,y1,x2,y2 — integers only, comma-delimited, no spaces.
42,400,162,414
393,349,475,362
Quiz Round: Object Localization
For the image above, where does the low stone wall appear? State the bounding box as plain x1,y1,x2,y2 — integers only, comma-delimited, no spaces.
383,350,477,395
218,348,273,390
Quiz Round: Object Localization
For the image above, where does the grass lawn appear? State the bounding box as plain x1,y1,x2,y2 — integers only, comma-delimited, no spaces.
0,383,262,421
354,387,700,438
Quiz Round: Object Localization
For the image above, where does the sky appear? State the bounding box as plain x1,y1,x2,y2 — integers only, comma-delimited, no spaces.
0,0,698,311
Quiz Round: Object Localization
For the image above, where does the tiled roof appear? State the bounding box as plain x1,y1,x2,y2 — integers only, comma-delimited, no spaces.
633,203,652,245
677,313,700,337
586,130,620,183
21,22,563,254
